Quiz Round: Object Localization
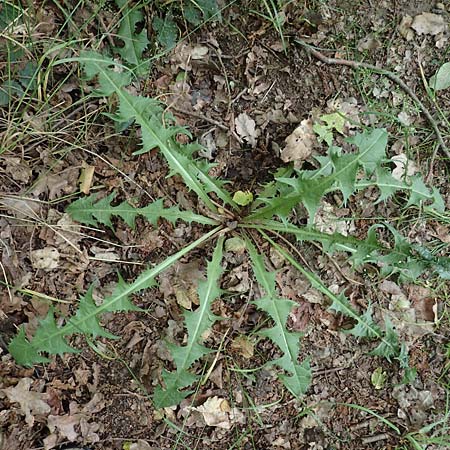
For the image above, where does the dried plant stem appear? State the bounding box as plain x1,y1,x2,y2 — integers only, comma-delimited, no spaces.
294,38,450,163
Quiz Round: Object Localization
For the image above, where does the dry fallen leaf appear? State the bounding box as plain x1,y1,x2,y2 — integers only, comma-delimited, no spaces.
408,285,436,322
79,163,95,194
235,112,259,147
47,414,80,442
411,13,446,35
2,378,51,426
391,153,417,180
194,397,231,429
3,156,32,183
170,43,209,71
30,247,60,270
159,261,204,309
280,119,316,168
314,202,355,236
129,441,154,450
433,223,450,243
398,15,414,41
231,335,254,359
31,167,79,200
0,196,40,219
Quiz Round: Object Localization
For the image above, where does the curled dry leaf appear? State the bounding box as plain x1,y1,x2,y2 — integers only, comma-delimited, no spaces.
314,202,355,236
0,196,40,219
159,260,204,309
231,335,254,359
2,378,51,427
408,285,436,322
3,157,32,183
280,119,316,168
433,223,450,243
79,163,95,195
411,13,446,35
47,414,80,442
170,43,209,71
30,247,60,270
193,396,245,429
391,153,417,180
398,15,414,41
235,112,259,147
129,441,154,450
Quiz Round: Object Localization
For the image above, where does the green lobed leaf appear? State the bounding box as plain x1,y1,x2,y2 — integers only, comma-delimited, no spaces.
66,193,218,229
258,231,402,364
405,175,433,207
154,236,225,408
33,308,80,355
330,148,359,204
70,285,120,339
249,128,388,222
346,128,387,176
372,167,408,203
370,316,399,361
152,14,178,50
0,2,22,30
397,342,417,384
233,190,253,206
246,216,450,282
115,0,150,75
192,0,221,20
246,238,311,397
345,303,381,339
79,51,132,96
8,327,50,367
77,52,238,211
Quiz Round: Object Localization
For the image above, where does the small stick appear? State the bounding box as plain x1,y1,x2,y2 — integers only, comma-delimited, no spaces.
171,107,229,131
294,38,450,163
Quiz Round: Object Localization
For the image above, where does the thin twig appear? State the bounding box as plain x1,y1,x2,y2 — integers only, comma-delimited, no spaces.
171,107,229,131
294,38,450,164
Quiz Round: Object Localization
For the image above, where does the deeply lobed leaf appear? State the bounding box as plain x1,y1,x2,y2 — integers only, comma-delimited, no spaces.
154,236,225,408
115,0,150,75
78,52,237,212
66,192,218,229
246,238,311,397
249,127,442,225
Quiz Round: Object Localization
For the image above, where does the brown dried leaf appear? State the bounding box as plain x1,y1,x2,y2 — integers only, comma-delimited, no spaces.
30,247,60,271
411,13,446,35
280,119,316,167
391,153,417,180
47,414,80,441
231,335,254,359
194,397,231,429
235,113,259,147
160,261,204,309
2,378,51,426
0,197,40,219
79,164,95,195
408,285,436,322
3,157,32,183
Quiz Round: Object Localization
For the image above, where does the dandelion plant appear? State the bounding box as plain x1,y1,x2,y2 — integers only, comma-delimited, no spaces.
9,50,450,409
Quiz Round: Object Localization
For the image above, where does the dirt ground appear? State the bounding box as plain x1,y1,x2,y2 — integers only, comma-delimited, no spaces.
1,1,449,449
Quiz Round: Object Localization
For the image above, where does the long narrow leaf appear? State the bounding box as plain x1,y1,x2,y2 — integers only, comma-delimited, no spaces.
154,235,225,407
245,237,311,397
